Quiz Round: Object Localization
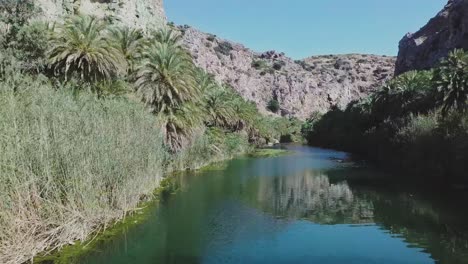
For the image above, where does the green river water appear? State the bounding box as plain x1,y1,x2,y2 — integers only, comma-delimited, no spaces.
73,145,468,264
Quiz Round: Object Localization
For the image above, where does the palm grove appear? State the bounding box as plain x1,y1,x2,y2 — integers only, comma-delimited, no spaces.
0,2,301,263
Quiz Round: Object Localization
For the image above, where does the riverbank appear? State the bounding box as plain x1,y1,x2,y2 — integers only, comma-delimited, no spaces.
0,73,257,264
31,148,289,264
0,71,293,263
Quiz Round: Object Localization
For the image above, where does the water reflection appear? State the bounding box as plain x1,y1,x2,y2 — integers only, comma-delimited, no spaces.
252,171,374,224
74,146,468,264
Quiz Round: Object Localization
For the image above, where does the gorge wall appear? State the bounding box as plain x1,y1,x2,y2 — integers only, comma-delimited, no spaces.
395,0,468,75
181,26,395,119
35,0,166,30
32,0,396,120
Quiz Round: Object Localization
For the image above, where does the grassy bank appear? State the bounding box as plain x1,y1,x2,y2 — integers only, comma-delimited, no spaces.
0,73,251,264
304,51,468,185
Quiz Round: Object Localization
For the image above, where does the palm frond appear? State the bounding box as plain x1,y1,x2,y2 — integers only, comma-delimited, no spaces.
47,15,126,83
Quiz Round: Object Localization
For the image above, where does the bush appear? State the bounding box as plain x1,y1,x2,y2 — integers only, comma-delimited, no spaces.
272,61,286,71
267,99,280,113
5,21,50,72
214,41,233,56
252,59,268,70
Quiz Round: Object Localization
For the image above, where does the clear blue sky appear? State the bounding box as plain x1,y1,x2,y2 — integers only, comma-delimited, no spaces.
165,0,447,59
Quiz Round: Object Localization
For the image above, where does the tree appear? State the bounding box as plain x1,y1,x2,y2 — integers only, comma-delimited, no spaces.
134,40,198,113
109,26,143,74
47,15,125,82
150,27,183,46
203,85,236,128
195,68,217,93
231,97,258,131
134,28,200,151
433,49,468,116
372,70,435,120
157,103,203,152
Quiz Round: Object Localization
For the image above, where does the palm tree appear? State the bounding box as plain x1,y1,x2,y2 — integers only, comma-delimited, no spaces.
135,28,200,151
150,27,183,46
433,49,468,115
134,41,198,113
194,70,235,128
231,97,258,131
195,68,218,93
203,85,236,128
109,26,143,74
372,70,434,119
47,15,125,82
158,103,203,152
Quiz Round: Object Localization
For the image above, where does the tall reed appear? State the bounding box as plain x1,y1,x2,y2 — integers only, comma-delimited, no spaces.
0,72,168,263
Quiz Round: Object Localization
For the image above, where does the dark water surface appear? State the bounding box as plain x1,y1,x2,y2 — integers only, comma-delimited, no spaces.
79,145,468,264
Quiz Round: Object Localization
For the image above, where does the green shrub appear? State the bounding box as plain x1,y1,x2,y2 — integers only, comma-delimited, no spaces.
252,59,268,70
267,99,280,113
272,61,285,71
10,22,49,60
214,41,233,56
4,21,50,73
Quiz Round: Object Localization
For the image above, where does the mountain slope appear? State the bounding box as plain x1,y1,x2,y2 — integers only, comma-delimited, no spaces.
395,0,468,74
181,26,395,119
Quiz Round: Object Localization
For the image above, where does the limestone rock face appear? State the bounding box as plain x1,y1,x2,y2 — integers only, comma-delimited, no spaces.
181,27,395,119
35,0,166,30
395,0,468,75
32,0,395,120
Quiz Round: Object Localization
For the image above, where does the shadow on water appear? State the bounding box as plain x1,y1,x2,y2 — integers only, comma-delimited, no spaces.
68,145,468,264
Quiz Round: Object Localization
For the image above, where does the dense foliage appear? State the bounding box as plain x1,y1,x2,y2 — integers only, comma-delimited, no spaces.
0,7,303,262
305,49,468,184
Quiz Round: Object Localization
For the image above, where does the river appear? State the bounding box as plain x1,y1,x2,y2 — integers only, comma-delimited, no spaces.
76,145,468,264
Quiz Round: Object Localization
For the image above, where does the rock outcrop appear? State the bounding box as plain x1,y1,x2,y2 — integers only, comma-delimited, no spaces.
395,0,468,75
181,26,395,119
35,0,166,30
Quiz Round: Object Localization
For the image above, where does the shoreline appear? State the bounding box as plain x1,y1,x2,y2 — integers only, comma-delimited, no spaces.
31,148,290,264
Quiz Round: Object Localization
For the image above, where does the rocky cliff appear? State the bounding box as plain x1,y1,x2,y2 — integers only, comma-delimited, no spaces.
395,0,468,75
181,26,395,119
31,0,395,120
35,0,166,30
